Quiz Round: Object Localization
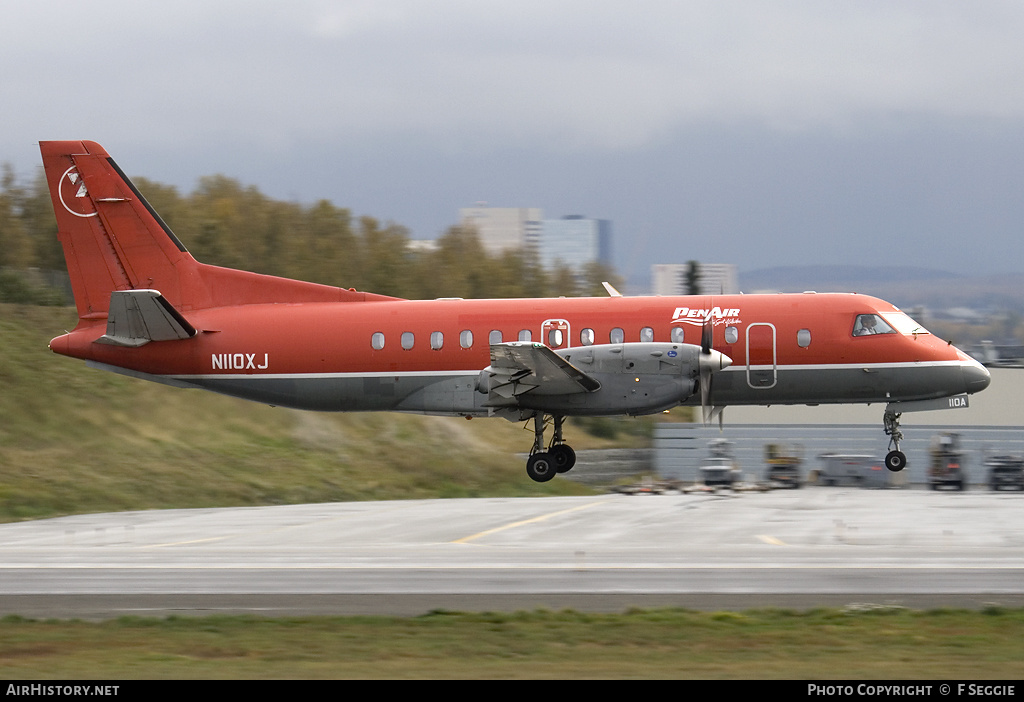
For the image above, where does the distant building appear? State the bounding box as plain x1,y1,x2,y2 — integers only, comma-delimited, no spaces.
458,207,613,272
459,206,543,256
652,263,739,296
539,215,612,271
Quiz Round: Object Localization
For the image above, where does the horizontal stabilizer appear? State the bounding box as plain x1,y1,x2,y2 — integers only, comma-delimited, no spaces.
96,289,197,347
485,342,601,403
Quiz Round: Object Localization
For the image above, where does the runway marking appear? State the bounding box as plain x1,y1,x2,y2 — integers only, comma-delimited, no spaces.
451,499,614,544
141,536,230,548
3,563,1024,571
757,534,787,546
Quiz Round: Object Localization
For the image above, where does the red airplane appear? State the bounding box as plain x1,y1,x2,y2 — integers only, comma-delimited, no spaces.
40,140,991,482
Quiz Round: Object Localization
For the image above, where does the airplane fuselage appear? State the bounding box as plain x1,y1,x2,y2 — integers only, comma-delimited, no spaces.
51,292,989,418
38,139,991,481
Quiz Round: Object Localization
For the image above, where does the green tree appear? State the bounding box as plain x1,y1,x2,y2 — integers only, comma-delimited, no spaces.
13,169,62,272
359,216,414,298
0,165,33,269
579,261,624,298
298,200,359,287
548,262,579,297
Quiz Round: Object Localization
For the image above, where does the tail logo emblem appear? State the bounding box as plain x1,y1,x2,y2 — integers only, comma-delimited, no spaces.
58,167,98,218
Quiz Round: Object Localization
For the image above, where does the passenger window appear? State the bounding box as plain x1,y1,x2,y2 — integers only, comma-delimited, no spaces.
371,332,385,350
725,326,739,344
610,327,624,344
671,327,685,344
548,328,563,347
580,328,595,346
430,331,444,350
797,329,811,348
401,332,415,350
853,314,896,336
640,327,654,343
460,330,473,349
489,330,502,344
518,329,532,342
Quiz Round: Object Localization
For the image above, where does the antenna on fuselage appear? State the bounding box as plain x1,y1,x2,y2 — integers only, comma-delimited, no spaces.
601,281,623,297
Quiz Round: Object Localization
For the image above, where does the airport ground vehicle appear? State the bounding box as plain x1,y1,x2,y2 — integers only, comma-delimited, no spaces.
816,454,888,488
985,454,1024,491
699,439,741,487
928,432,967,491
764,443,803,488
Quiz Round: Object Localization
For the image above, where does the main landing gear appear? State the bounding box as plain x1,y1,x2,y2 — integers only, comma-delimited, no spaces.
525,414,577,483
884,409,907,472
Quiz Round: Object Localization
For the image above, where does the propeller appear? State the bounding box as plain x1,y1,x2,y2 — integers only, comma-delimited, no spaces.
697,312,732,426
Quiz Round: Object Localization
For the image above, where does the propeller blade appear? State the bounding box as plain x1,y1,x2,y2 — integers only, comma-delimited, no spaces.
700,364,712,425
698,310,728,425
698,348,732,425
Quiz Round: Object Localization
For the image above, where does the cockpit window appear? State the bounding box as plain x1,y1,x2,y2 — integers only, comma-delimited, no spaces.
852,314,896,336
879,311,930,336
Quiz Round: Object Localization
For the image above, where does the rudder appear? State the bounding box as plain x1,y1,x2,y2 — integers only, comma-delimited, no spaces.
39,140,196,319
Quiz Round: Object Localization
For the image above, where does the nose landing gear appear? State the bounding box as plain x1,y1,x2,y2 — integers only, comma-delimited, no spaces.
525,414,577,482
884,409,907,472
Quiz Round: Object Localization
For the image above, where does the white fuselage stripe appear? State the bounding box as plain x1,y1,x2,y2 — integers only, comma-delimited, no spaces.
161,360,967,382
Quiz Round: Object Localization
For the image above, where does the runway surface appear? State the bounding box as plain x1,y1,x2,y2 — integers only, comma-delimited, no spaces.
2,487,1023,618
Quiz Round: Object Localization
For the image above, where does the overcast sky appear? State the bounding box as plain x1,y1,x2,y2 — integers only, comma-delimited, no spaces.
4,1,1024,284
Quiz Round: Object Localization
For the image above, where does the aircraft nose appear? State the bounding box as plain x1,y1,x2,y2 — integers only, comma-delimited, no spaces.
961,357,991,394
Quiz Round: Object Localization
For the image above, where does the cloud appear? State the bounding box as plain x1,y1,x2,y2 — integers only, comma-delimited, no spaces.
6,1,1024,282
7,1,1024,158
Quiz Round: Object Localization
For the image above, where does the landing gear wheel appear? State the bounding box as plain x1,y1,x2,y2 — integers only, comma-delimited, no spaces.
885,450,907,472
526,453,557,483
882,410,907,473
550,444,576,473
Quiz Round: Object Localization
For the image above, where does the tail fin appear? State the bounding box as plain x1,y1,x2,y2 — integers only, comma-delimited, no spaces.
40,140,398,321
40,140,195,319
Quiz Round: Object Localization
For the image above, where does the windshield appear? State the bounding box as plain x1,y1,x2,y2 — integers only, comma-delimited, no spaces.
879,311,930,336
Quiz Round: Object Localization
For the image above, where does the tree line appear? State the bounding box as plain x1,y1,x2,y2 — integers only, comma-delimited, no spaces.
0,165,621,304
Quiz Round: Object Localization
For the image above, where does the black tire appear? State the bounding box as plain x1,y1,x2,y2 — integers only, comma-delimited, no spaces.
527,453,557,483
550,444,577,473
885,450,907,472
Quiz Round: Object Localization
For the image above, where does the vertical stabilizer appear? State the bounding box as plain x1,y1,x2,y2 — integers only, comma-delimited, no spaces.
39,140,195,319
40,141,402,319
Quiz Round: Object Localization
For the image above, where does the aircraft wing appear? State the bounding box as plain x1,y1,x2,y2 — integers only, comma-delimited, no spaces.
485,342,601,404
96,289,198,347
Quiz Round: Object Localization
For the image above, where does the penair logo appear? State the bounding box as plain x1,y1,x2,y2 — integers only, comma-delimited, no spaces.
58,166,98,218
212,353,269,371
671,306,741,327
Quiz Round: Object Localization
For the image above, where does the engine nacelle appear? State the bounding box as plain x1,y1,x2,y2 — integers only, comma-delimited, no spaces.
559,342,702,377
514,342,705,416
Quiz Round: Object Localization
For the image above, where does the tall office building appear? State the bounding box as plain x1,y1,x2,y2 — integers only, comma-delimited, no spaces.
459,206,543,256
652,263,739,296
539,215,612,271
